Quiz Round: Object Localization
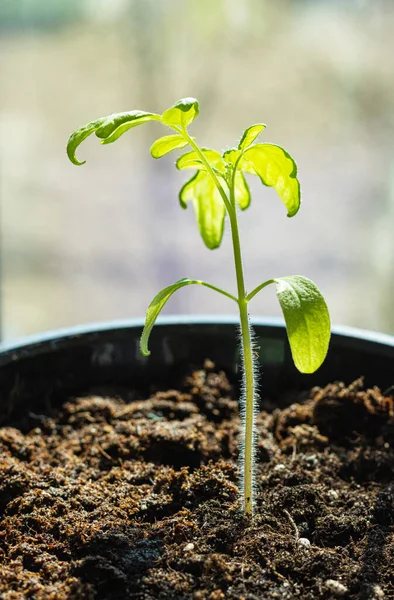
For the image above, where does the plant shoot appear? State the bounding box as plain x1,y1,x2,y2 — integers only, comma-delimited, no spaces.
67,98,331,517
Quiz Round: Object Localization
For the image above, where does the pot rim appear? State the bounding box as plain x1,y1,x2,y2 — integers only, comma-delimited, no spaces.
1,314,393,356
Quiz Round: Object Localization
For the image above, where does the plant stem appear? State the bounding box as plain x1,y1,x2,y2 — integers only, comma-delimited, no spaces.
196,281,238,304
246,279,275,303
179,129,233,215
180,130,256,516
228,187,256,518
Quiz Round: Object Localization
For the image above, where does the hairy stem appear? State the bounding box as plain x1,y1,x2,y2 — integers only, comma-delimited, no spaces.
238,298,255,516
178,130,257,516
228,181,256,517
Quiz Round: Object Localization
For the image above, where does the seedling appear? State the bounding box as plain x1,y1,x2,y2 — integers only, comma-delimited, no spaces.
67,98,331,517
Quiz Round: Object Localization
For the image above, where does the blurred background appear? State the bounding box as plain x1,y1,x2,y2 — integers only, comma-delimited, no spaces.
1,0,394,341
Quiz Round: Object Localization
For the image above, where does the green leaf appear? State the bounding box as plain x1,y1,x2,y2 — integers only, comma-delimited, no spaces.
67,110,161,165
223,148,241,167
238,123,266,151
161,97,199,129
179,171,226,250
176,148,225,173
67,117,106,166
241,144,300,217
221,150,250,209
140,277,237,356
234,172,251,210
140,278,199,356
97,112,161,144
274,275,331,374
150,134,189,159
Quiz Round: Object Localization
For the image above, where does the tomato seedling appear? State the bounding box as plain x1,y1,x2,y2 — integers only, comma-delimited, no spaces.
68,97,331,516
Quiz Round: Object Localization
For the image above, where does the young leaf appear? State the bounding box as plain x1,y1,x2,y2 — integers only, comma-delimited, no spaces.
67,111,161,165
161,98,199,129
179,171,226,250
140,278,198,356
234,172,251,210
97,111,161,144
241,144,300,217
140,277,237,356
150,134,189,159
67,117,107,166
238,124,266,151
176,148,225,173
223,148,241,167
274,275,331,374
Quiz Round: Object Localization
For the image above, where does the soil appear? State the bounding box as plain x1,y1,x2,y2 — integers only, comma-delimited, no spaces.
0,360,393,600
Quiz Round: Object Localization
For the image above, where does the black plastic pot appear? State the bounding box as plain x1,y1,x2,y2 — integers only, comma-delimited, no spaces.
0,316,393,423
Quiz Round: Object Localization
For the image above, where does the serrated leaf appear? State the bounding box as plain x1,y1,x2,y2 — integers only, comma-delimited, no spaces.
241,144,300,217
179,171,225,250
67,110,161,165
150,134,189,159
176,148,225,173
234,172,251,210
274,275,330,374
140,278,199,356
161,97,199,129
238,123,266,151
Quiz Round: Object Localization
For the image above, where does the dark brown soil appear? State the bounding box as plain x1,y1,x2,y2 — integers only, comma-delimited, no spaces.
1,361,394,599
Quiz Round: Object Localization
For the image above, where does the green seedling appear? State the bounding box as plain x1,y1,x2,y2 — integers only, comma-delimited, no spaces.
67,98,331,517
